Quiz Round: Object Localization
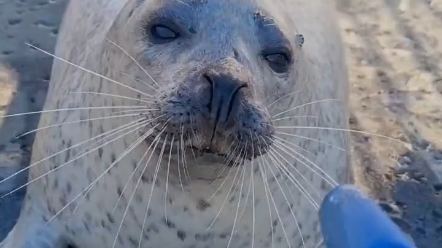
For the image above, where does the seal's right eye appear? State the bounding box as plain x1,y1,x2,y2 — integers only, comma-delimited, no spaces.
150,24,180,43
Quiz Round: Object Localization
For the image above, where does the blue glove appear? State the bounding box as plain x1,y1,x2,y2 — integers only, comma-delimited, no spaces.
319,184,416,248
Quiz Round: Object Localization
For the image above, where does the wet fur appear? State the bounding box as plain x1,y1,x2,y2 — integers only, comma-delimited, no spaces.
1,0,349,247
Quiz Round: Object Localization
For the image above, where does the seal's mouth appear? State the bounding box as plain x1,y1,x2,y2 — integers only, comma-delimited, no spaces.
189,145,228,158
144,134,234,163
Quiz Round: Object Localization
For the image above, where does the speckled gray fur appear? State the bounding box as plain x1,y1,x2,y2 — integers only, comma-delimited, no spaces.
1,0,349,248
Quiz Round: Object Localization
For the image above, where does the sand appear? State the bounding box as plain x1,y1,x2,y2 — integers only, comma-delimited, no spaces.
0,0,441,247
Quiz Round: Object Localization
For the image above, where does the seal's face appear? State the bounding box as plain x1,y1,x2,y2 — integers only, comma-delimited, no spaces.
118,0,302,166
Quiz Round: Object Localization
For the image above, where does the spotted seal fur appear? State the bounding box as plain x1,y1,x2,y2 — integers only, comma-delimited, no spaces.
1,0,349,247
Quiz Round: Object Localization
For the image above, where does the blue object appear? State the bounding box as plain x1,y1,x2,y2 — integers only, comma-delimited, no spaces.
319,184,416,248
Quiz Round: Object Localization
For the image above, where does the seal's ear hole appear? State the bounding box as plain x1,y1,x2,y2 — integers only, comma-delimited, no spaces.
295,34,304,48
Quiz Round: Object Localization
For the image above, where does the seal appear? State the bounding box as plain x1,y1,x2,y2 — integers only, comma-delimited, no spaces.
1,0,350,247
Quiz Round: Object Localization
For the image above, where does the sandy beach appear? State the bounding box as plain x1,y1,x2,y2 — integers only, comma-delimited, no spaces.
0,0,441,247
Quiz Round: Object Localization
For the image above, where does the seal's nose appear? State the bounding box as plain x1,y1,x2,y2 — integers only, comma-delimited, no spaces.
203,72,247,128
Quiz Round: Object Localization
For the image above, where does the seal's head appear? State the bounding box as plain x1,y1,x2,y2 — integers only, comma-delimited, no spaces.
107,0,304,167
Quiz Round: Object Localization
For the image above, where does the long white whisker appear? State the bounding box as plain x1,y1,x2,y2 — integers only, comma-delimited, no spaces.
176,139,184,192
262,154,304,248
251,154,256,248
110,108,155,116
271,115,319,122
164,135,175,222
273,139,337,187
275,132,348,152
267,89,303,109
258,148,291,248
256,154,274,248
180,125,191,181
111,128,159,213
268,149,320,209
271,99,341,119
105,39,161,89
68,91,154,103
0,117,151,188
26,43,152,97
111,69,156,92
16,113,146,139
47,121,155,223
226,158,247,248
261,135,321,206
208,147,243,200
1,105,154,119
72,124,160,216
138,131,169,248
275,126,411,147
2,119,150,199
113,132,167,248
206,149,244,231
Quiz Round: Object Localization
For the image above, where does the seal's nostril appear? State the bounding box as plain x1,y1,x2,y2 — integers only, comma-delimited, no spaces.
203,74,215,111
203,72,246,128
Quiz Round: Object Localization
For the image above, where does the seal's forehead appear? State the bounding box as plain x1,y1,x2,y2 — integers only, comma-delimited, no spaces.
140,0,286,24
137,0,295,48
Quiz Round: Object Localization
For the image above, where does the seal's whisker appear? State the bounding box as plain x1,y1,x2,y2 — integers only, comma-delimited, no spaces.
262,153,305,248
237,141,252,223
258,148,292,248
164,134,175,222
237,160,253,221
46,120,156,223
26,43,152,97
226,156,247,248
206,149,244,231
271,115,319,122
111,135,156,213
275,126,411,148
271,99,341,119
275,132,348,152
267,148,321,208
256,153,275,247
113,133,167,248
105,38,161,90
209,143,239,185
188,118,201,166
110,108,157,116
111,69,157,93
180,125,191,181
71,123,161,217
190,116,203,146
138,130,169,248
68,91,155,103
269,148,319,211
0,117,150,188
16,113,146,139
222,143,240,166
266,89,303,109
176,139,184,192
208,147,243,200
1,105,155,119
272,139,337,187
251,148,256,248
259,135,321,206
273,136,316,157
2,119,150,199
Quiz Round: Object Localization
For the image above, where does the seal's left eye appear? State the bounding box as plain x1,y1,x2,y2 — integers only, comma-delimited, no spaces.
263,52,291,73
150,24,180,43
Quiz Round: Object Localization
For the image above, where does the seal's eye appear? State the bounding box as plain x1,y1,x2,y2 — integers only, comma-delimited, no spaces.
263,52,291,73
150,24,180,43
